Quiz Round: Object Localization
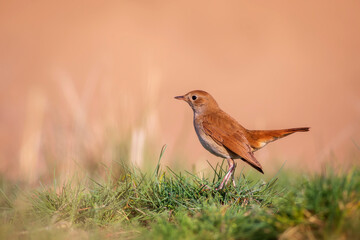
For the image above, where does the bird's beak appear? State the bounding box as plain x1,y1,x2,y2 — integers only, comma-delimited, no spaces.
174,95,186,101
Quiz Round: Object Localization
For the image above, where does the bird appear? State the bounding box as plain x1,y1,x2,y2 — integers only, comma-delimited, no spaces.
175,90,309,190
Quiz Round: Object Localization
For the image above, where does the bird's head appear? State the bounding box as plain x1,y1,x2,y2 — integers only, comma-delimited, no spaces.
175,90,219,114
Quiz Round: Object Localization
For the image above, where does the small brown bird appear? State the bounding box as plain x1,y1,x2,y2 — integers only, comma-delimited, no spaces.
175,90,309,190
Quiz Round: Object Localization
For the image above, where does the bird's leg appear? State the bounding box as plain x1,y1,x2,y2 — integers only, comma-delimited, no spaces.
226,159,236,187
216,158,235,190
231,161,237,187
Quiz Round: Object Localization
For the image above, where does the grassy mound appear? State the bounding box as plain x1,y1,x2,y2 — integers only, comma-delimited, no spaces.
0,148,359,239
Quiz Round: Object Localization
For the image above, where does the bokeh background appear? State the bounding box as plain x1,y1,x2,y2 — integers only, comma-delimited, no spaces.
1,1,359,183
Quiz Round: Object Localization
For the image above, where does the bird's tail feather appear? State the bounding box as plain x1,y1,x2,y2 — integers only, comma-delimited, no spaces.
247,127,309,150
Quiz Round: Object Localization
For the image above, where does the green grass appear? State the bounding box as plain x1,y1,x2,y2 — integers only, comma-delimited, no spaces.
0,148,359,239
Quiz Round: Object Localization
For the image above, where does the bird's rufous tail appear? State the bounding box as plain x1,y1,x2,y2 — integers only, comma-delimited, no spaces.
246,127,309,150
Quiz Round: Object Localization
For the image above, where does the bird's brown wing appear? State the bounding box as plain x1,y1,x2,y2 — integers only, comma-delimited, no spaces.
202,114,264,174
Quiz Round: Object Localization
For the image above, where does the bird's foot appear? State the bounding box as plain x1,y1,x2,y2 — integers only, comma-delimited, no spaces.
215,183,225,191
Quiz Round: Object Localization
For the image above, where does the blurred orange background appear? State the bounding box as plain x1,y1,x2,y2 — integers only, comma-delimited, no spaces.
1,1,359,182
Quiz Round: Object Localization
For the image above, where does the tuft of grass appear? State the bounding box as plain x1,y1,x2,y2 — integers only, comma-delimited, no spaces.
29,153,279,228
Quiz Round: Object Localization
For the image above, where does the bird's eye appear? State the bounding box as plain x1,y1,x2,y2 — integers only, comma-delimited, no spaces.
192,95,197,100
